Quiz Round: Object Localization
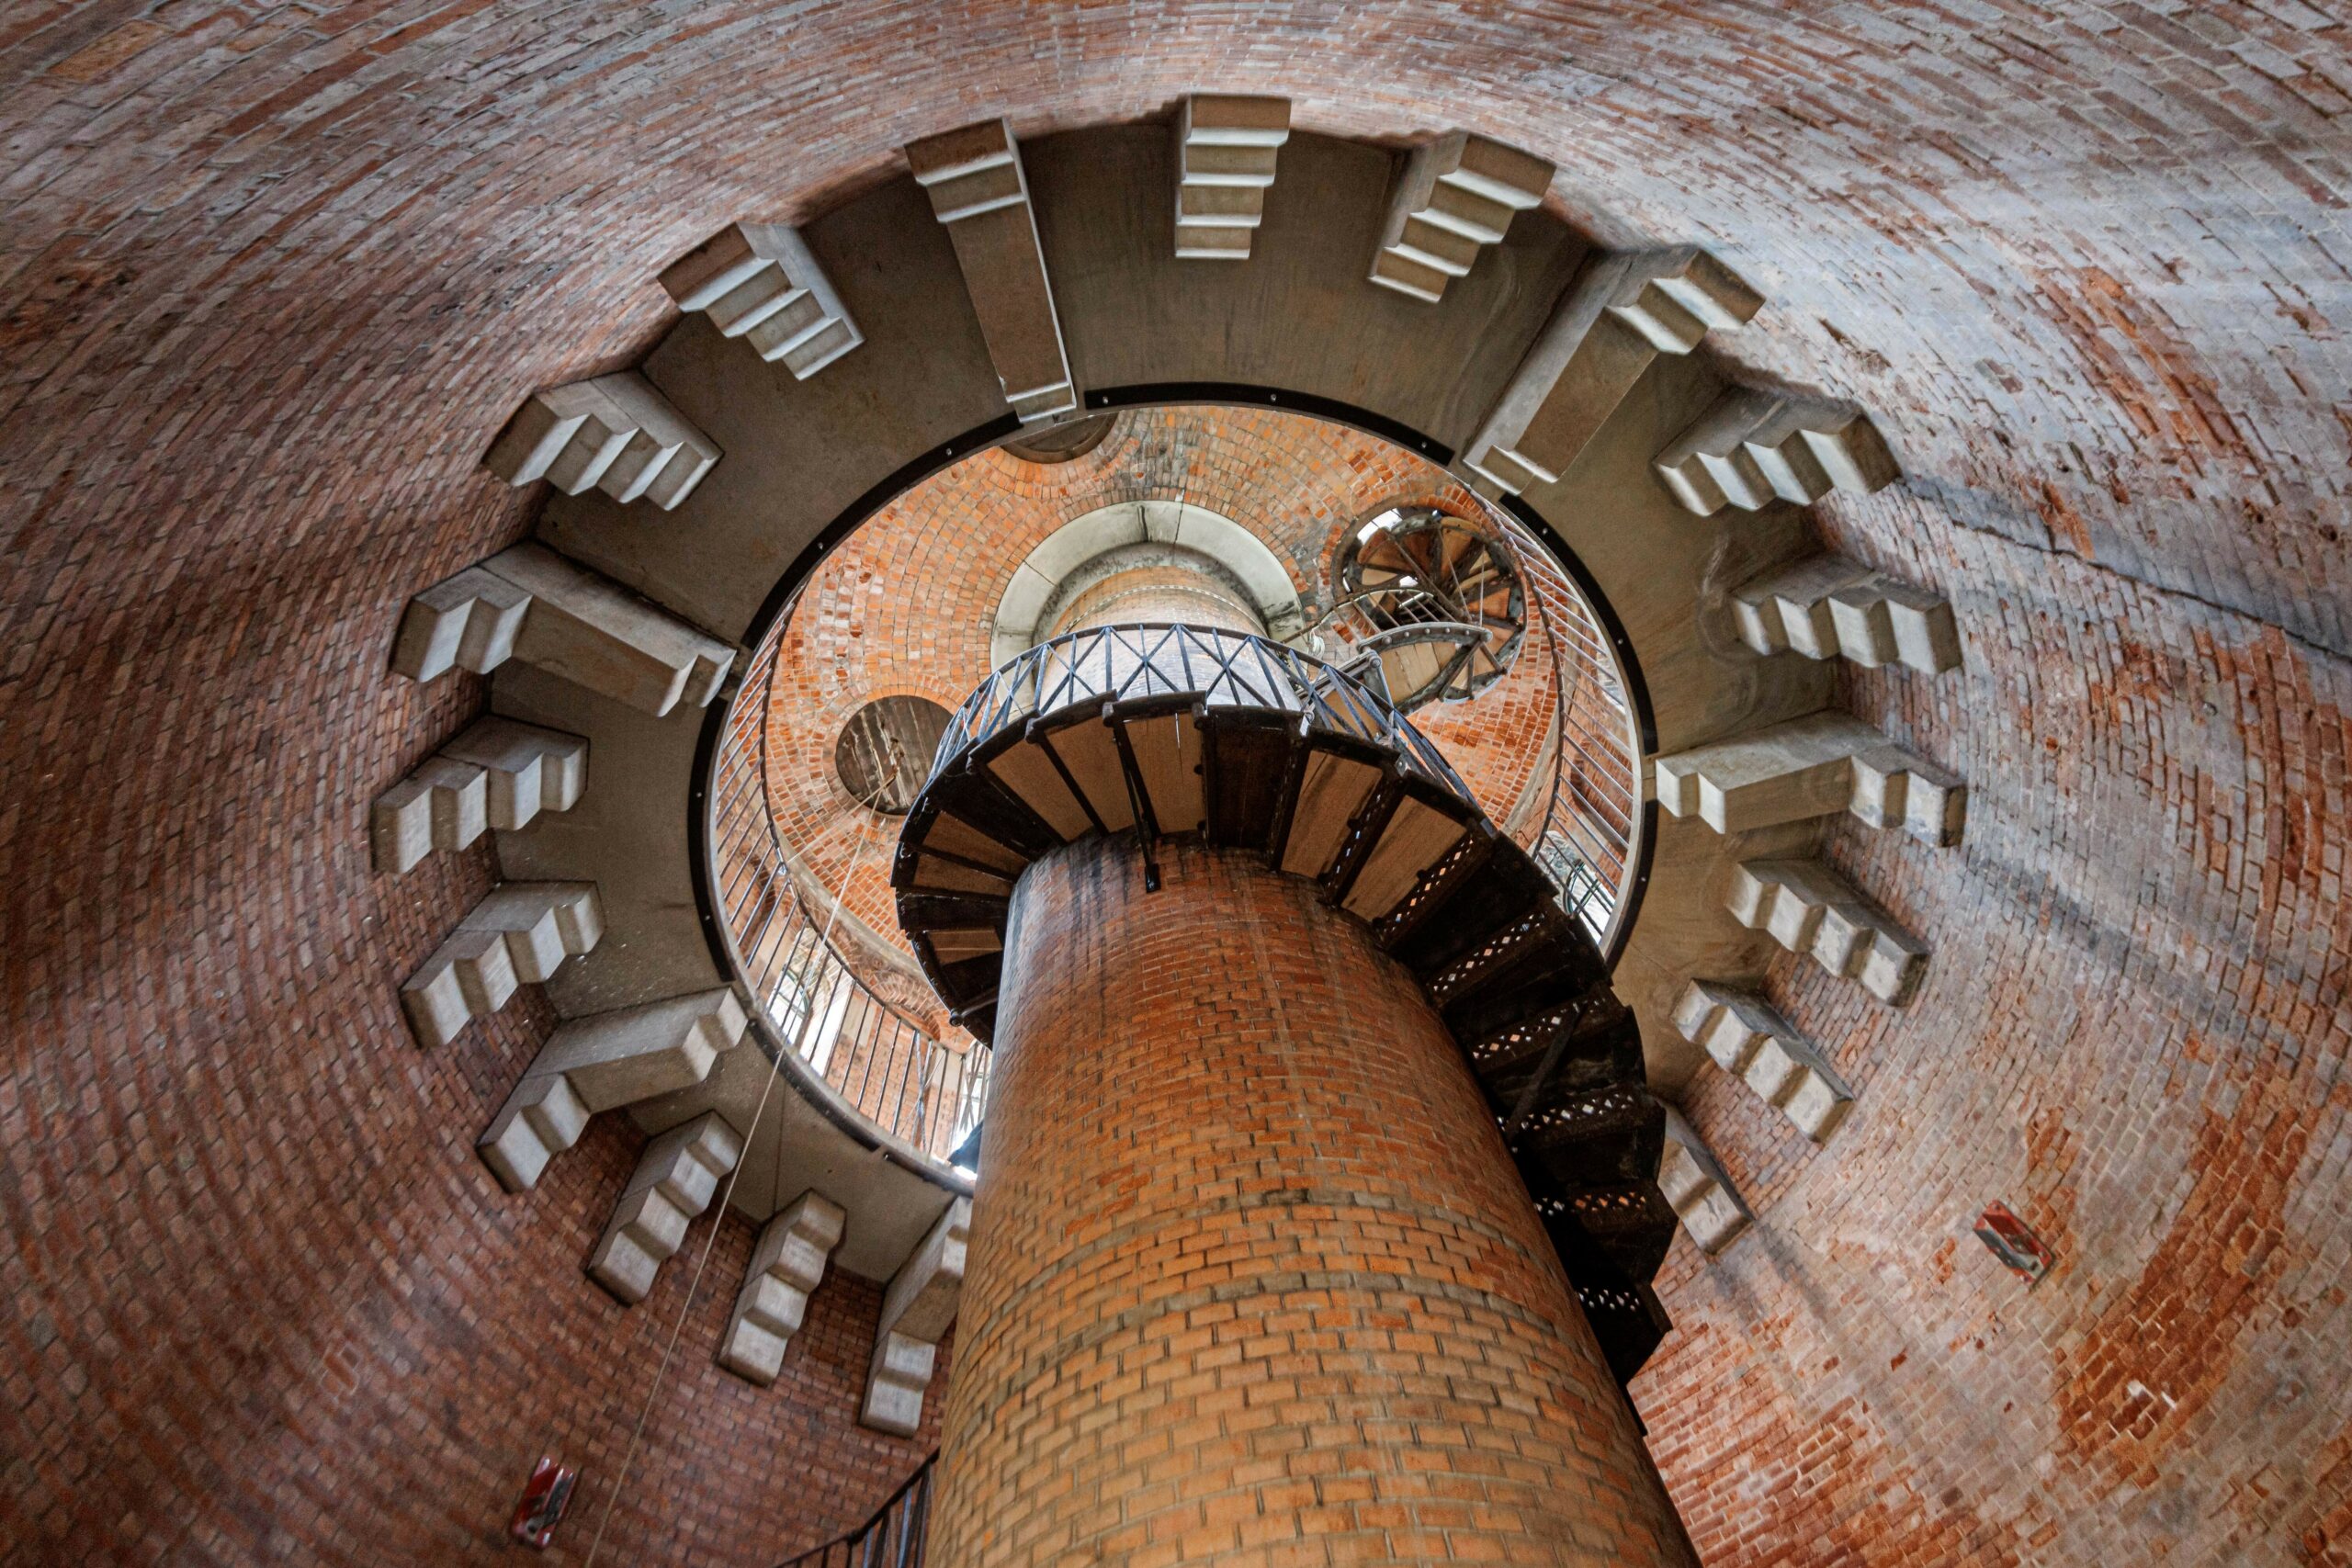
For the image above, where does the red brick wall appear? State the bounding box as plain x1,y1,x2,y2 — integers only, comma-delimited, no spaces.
1629,485,2352,1566
4,4,2347,1564
933,835,1693,1567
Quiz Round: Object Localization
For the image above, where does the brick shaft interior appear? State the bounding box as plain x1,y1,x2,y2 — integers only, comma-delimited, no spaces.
932,836,1693,1568
6,4,2350,1564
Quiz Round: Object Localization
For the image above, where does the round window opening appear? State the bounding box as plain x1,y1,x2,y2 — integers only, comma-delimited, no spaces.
834,695,953,815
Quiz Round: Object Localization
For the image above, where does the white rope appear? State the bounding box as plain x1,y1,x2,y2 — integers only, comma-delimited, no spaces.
584,778,894,1565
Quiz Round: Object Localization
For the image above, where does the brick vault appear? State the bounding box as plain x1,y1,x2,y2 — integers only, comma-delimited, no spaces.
2,7,2347,1568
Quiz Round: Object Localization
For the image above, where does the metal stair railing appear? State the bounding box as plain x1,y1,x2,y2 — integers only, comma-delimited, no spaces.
774,1454,936,1568
709,599,989,1171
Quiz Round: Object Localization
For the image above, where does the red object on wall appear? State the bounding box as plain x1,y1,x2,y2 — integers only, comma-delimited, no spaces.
1973,1201,2055,1285
509,1458,577,1549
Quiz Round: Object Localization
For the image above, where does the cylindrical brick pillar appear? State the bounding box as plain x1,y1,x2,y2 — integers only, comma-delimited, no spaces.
931,836,1695,1567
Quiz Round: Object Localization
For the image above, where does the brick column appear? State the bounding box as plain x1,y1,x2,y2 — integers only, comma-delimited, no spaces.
929,836,1695,1567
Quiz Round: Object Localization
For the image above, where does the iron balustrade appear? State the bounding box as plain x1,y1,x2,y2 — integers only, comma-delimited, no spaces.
708,596,989,1174
924,621,1476,807
773,1455,934,1568
1492,512,1642,948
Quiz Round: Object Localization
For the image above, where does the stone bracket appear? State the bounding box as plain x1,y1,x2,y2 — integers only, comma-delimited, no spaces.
906,118,1076,423
1726,860,1928,1006
861,1197,970,1435
372,716,587,874
400,882,604,1049
1460,246,1759,497
477,987,749,1192
390,543,734,717
588,1111,746,1304
1655,387,1898,515
1657,1105,1753,1251
1671,981,1855,1145
1732,554,1961,674
1173,95,1290,260
719,1191,848,1385
1369,130,1551,301
482,371,719,511
1654,711,1966,846
659,222,863,378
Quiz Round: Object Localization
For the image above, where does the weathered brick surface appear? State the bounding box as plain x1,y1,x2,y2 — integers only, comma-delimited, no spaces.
1635,491,2352,1564
2,4,2348,1563
934,835,1693,1567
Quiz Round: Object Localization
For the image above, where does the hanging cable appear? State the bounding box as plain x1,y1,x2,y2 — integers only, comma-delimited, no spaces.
583,771,897,1567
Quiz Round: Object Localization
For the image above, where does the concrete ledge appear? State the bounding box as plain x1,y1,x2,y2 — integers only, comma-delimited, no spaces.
1658,1105,1752,1251
719,1191,847,1385
1732,554,1961,674
588,1111,745,1304
392,544,733,717
1671,980,1856,1143
401,882,603,1048
907,118,1075,423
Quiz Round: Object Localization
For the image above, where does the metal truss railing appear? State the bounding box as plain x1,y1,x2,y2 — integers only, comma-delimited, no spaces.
927,621,1475,806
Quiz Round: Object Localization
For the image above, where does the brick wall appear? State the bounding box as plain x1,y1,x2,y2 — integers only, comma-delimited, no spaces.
1630,479,2352,1566
933,835,1693,1566
3,3,2347,1563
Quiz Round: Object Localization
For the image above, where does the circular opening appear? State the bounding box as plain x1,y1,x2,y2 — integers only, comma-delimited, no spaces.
1331,505,1525,704
834,695,952,814
1001,412,1115,464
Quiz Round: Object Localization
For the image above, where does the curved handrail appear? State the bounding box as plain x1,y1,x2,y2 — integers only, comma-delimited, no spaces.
1490,512,1643,952
707,591,988,1177
774,1453,935,1568
926,620,1474,803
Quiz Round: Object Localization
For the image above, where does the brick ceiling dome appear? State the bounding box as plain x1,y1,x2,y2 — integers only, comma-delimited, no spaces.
5,6,2348,1567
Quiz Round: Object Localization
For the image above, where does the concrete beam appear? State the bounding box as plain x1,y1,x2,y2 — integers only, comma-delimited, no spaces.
906,118,1076,423
1726,860,1928,1006
373,716,586,874
478,987,749,1191
1657,1105,1753,1251
718,1190,847,1384
1732,555,1962,674
1656,388,1898,516
401,882,604,1049
1173,95,1290,260
1655,711,1966,846
482,372,719,510
1670,982,1856,1145
588,1111,745,1304
659,223,862,378
862,1196,970,1435
391,544,733,717
1368,130,1551,302
1460,247,1758,496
